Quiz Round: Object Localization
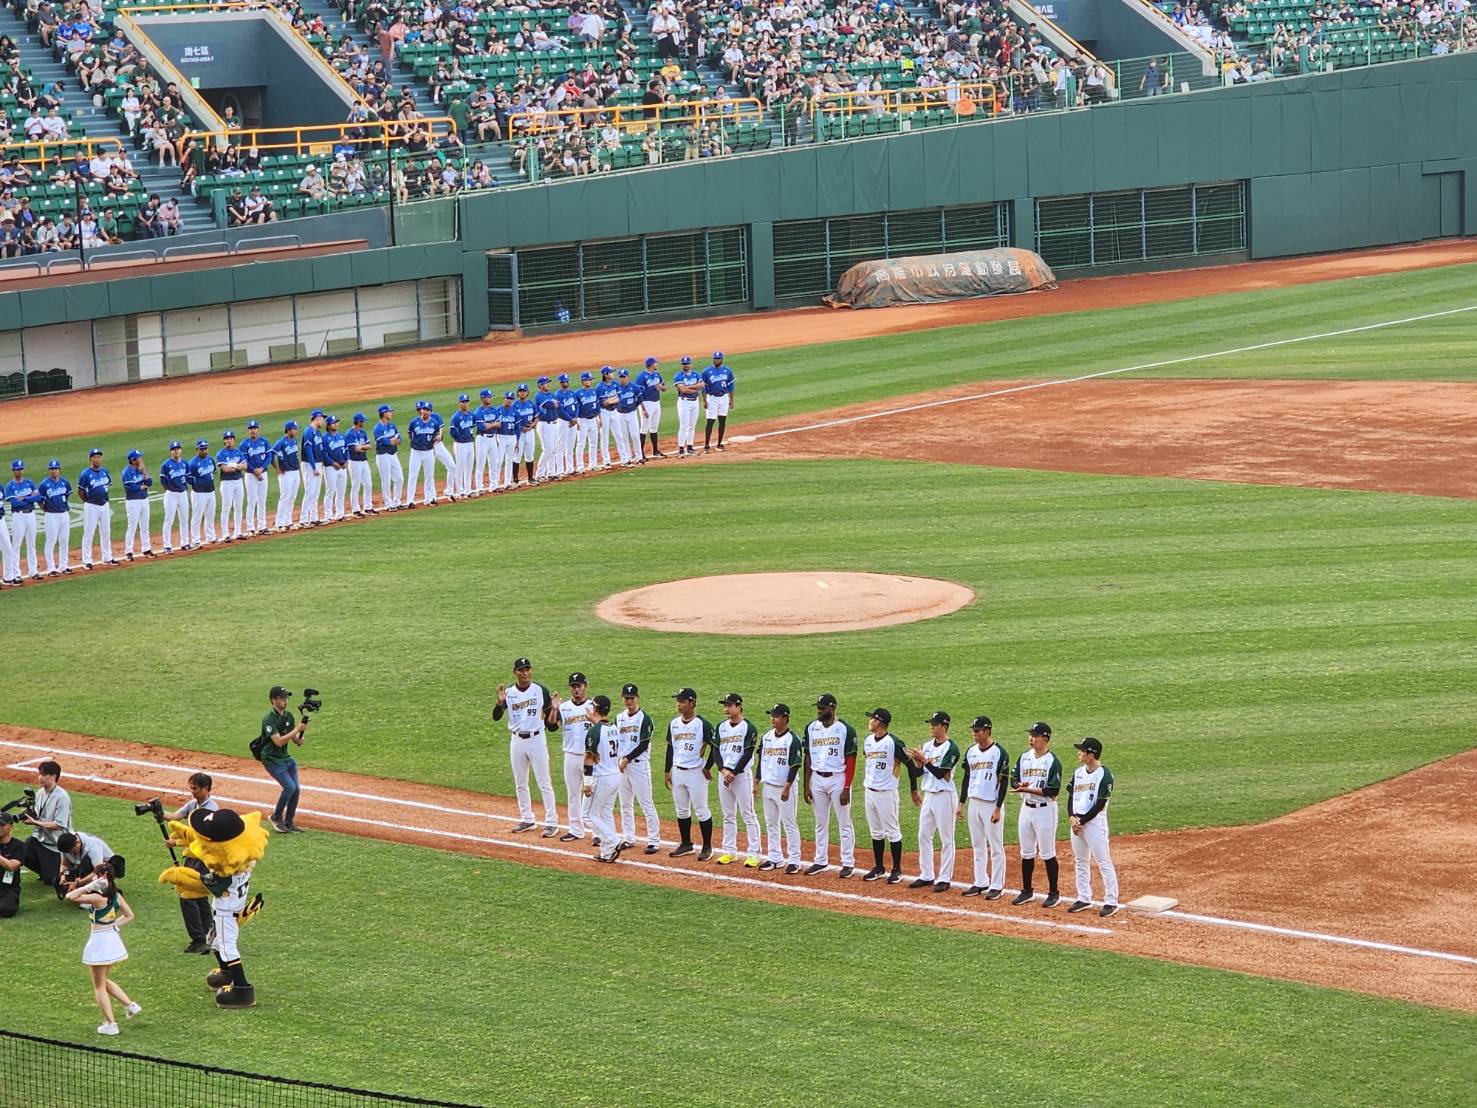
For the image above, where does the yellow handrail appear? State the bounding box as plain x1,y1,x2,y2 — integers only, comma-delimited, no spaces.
506,97,764,135
814,82,1001,116
0,136,128,168
184,116,460,157
113,9,229,131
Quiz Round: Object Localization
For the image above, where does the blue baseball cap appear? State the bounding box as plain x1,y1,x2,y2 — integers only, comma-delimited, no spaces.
557,373,569,384
168,441,182,450
47,459,61,469
89,448,102,457
680,355,692,365
536,376,550,386
479,388,493,399
618,369,629,378
517,383,528,392
246,419,260,430
9,460,22,470
326,414,339,425
713,351,724,360
378,405,392,415
126,450,141,461
503,390,515,400
580,371,593,381
425,400,436,409
353,412,366,423
645,356,658,367
415,400,428,410
600,365,613,375
222,430,236,440
310,408,325,420
284,420,299,431
458,394,470,403
195,439,209,449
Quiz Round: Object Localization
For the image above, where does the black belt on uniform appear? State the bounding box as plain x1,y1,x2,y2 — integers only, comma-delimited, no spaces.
1024,800,1053,809
814,770,837,778
515,731,542,739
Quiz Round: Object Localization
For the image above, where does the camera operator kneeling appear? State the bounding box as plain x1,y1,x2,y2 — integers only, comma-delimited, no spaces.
19,760,72,892
57,831,114,895
0,814,23,917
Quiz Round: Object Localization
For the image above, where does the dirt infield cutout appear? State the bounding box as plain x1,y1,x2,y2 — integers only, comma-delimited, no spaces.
595,572,976,635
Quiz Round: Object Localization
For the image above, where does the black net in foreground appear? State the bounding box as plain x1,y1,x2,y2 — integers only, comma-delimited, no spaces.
0,1030,482,1108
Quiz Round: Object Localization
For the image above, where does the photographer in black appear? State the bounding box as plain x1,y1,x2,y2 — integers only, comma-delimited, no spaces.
19,759,73,893
0,813,23,917
163,773,219,953
252,686,318,834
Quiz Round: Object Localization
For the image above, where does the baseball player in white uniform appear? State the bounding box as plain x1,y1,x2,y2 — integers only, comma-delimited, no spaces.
663,687,714,859
756,704,804,872
580,696,625,863
959,716,1008,899
216,431,246,541
241,421,273,533
119,450,154,561
859,708,919,884
555,672,595,842
714,693,762,867
1067,737,1119,916
672,356,702,456
299,410,327,526
802,693,857,877
492,658,560,837
908,712,961,892
615,683,661,854
1011,722,1065,908
3,460,40,580
158,443,190,553
345,414,375,516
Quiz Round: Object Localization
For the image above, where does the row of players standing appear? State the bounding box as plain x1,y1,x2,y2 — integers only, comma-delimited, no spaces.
0,355,738,584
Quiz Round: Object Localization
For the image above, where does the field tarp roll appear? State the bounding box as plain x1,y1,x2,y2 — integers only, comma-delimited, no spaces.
825,248,1057,309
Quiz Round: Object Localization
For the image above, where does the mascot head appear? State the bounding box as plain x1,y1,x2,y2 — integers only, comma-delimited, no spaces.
159,808,270,897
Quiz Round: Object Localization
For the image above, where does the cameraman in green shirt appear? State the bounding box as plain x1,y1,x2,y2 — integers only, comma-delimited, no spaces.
256,686,307,834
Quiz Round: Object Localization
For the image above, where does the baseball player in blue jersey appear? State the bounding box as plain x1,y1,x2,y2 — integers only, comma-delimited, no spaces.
614,369,644,466
4,460,40,580
216,431,246,541
298,409,326,527
345,413,375,516
471,389,499,494
702,352,735,452
120,450,155,561
574,371,600,472
240,421,273,535
77,449,118,568
637,356,667,459
406,401,440,506
555,374,580,475
159,441,190,552
512,384,537,485
272,420,302,531
491,391,518,489
186,440,218,548
372,405,405,509
595,367,618,468
449,395,477,498
532,377,561,482
321,416,349,521
424,401,459,499
0,492,14,588
671,356,702,456
38,460,72,574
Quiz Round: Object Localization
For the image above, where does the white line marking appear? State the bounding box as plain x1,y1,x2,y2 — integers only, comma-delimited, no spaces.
741,304,1477,442
1161,909,1477,968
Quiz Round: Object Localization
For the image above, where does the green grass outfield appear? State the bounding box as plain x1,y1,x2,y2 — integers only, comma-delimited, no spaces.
2,802,1473,1107
9,260,1477,474
3,459,1474,840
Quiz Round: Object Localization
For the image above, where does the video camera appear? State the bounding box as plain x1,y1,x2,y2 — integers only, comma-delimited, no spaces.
1,787,37,821
133,797,165,820
299,688,322,722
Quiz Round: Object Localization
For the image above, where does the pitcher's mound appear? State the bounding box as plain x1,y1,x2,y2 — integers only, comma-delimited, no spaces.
596,572,975,635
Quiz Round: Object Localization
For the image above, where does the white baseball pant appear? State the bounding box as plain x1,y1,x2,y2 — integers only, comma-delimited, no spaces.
493,436,516,488
244,474,269,531
587,777,621,860
42,511,70,572
967,798,1006,891
324,467,347,520
509,733,557,827
80,501,113,565
453,441,474,496
10,510,38,576
515,431,536,472
300,466,322,525
348,460,373,512
161,490,189,548
639,399,661,435
560,422,577,472
762,782,801,865
809,773,854,868
670,766,711,821
189,489,217,546
677,398,699,450
705,394,731,419
863,787,902,843
619,759,661,846
0,515,14,580
718,769,760,857
274,470,301,528
218,480,244,538
576,419,598,471
916,790,957,883
610,412,633,464
123,499,151,556
535,423,559,480
473,436,496,491
211,880,248,962
433,441,457,495
375,455,403,509
1018,799,1059,860
562,751,587,838
621,411,644,461
406,449,436,505
597,412,615,466
1071,814,1118,906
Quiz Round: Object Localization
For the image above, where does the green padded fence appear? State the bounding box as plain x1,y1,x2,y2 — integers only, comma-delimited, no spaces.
1034,183,1247,270
772,202,1011,299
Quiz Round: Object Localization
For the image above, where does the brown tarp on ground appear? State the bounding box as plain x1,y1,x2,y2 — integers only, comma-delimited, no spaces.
825,248,1057,309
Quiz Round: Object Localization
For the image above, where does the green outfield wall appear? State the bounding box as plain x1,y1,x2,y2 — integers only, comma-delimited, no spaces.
2,52,1474,369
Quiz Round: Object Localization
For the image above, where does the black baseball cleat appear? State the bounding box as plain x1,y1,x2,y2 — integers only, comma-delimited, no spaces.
670,844,695,857
717,443,726,451
886,870,902,885
619,840,636,850
962,886,983,898
1068,900,1093,913
206,968,232,989
559,833,580,842
784,863,801,875
541,825,558,838
644,844,660,855
144,550,157,559
932,881,951,893
215,985,256,1009
862,867,886,882
125,553,134,562
1041,892,1061,909
758,860,777,871
1100,904,1119,917
1011,890,1035,905
804,862,828,876
984,888,1004,901
591,837,601,847
697,847,713,861
183,939,209,954
511,821,535,833
838,866,853,879
908,878,932,890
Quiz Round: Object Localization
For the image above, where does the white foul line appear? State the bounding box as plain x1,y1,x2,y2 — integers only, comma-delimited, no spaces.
1161,909,1477,967
734,304,1477,442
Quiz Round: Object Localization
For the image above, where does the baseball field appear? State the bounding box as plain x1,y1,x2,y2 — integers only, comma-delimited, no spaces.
2,243,1475,1105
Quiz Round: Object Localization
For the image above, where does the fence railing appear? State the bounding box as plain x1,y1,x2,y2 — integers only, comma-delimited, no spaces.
185,117,460,160
0,136,130,168
507,97,765,136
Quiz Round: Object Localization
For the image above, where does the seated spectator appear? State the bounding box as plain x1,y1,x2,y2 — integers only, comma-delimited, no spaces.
0,215,19,259
300,163,329,201
225,188,248,227
157,196,182,236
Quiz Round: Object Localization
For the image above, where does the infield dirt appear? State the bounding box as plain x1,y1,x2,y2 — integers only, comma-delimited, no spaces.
4,727,1474,1013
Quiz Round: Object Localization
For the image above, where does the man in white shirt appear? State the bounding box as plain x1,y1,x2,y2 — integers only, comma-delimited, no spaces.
959,716,1008,899
908,712,960,893
555,672,596,842
858,707,918,884
491,657,561,836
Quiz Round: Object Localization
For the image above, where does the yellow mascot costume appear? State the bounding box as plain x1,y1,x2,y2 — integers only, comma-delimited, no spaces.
159,808,268,1008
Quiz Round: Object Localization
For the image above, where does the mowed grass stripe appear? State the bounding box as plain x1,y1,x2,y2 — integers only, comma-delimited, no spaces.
2,802,1473,1107
1,460,1471,840
9,260,1477,472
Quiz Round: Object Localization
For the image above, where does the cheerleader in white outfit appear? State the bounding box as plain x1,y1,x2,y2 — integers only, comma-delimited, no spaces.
67,863,141,1036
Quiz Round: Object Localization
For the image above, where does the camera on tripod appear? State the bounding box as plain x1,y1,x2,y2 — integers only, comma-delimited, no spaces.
1,787,37,821
133,797,165,821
